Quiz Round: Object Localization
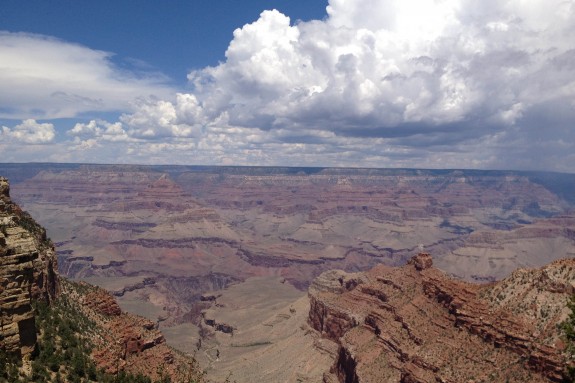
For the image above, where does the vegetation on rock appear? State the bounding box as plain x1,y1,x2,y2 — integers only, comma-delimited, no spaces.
1,287,207,383
563,294,575,382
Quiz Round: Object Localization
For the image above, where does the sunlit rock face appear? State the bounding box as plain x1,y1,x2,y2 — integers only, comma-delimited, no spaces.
0,177,59,357
307,253,574,382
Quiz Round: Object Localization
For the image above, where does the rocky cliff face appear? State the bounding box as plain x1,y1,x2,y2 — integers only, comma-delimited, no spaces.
59,280,190,380
308,253,574,382
0,177,59,357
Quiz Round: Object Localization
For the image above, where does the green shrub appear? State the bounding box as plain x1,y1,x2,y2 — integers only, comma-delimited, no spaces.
563,294,575,381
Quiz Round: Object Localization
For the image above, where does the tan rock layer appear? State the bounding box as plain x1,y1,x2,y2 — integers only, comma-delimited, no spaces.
0,177,59,357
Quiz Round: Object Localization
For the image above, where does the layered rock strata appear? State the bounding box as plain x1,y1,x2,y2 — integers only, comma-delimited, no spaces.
0,177,59,357
61,281,180,378
309,253,574,382
56,279,203,382
8,166,575,333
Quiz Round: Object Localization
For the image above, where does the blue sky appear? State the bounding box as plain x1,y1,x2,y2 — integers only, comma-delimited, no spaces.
1,0,574,172
1,0,327,82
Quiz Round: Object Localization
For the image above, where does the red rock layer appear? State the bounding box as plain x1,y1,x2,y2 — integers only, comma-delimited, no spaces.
308,253,573,382
65,281,198,381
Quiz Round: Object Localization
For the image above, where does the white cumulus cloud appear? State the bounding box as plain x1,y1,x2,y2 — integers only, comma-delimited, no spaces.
68,120,131,143
119,93,205,139
4,0,575,171
1,119,55,144
181,0,575,134
109,0,575,171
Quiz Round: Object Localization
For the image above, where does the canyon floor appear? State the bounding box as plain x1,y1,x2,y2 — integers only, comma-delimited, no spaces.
1,163,574,381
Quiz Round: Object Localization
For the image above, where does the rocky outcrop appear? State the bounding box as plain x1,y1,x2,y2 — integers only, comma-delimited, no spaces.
110,277,155,297
62,281,184,379
0,177,59,357
407,252,433,270
421,272,566,381
202,309,236,335
84,287,123,316
308,270,368,340
308,253,574,382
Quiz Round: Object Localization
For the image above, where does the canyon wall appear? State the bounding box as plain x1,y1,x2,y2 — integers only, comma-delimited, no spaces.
0,177,59,357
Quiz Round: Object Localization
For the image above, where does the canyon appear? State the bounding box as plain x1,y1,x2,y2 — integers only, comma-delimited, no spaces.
1,163,574,381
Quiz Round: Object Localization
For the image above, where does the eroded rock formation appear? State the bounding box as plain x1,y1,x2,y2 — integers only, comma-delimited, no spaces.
58,279,200,381
309,253,574,382
0,177,59,357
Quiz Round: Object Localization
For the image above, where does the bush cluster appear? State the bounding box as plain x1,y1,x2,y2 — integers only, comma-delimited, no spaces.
0,297,156,383
563,294,575,382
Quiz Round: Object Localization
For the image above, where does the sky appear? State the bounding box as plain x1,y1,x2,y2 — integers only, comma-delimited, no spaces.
1,0,574,172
